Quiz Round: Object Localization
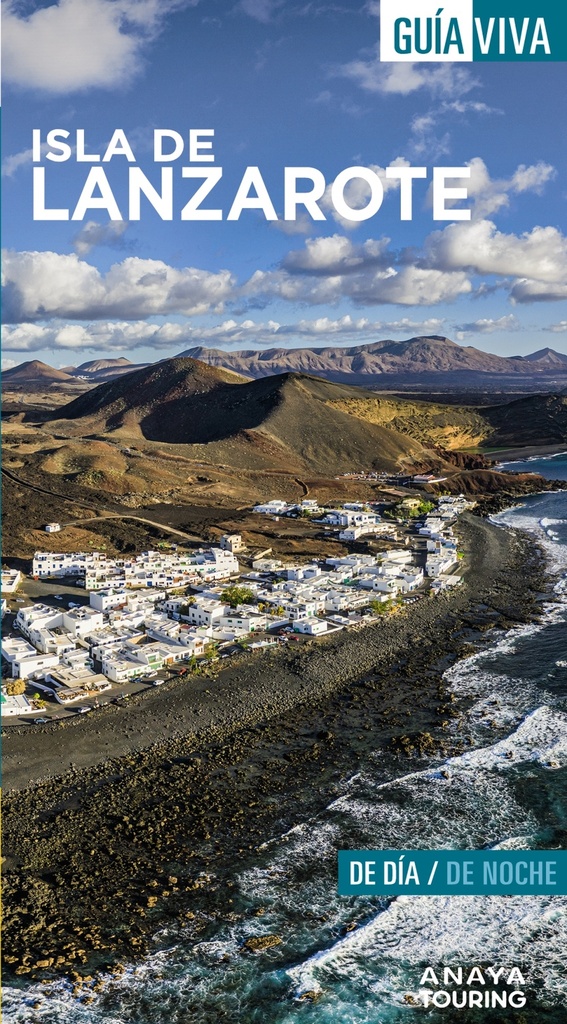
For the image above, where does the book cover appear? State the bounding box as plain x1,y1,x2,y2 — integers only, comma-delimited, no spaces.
2,2,566,1022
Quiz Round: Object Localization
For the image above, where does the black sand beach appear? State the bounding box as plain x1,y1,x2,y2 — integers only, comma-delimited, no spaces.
2,514,551,984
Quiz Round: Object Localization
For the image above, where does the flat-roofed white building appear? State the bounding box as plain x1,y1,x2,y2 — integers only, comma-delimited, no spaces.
323,590,369,612
33,551,96,577
253,500,290,514
1,569,22,593
63,607,104,637
16,603,63,635
41,667,111,704
28,627,77,657
177,627,207,657
89,589,129,612
100,651,147,683
2,636,61,679
360,577,400,597
184,599,225,628
88,626,146,661
145,615,185,645
286,565,322,581
293,617,328,635
425,553,459,577
1,690,38,716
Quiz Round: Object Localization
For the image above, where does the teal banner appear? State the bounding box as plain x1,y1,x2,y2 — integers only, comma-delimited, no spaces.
472,1,567,61
338,850,567,896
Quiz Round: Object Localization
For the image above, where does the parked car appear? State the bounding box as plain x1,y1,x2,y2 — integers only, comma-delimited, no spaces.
74,705,93,714
33,717,50,724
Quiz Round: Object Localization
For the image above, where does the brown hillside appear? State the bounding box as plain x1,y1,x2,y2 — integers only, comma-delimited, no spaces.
57,357,246,430
3,360,76,384
484,393,567,446
51,358,567,476
52,359,436,472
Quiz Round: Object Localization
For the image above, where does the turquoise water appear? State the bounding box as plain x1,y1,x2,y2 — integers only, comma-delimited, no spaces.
497,451,567,481
5,465,567,1023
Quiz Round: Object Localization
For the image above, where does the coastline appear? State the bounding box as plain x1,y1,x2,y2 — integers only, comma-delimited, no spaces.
2,514,544,794
489,442,567,462
2,513,552,982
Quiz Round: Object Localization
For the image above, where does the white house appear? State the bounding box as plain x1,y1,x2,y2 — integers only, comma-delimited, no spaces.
1,636,61,679
100,651,148,683
253,500,290,515
220,534,244,553
1,690,38,717
40,667,111,704
89,589,129,612
293,617,328,635
286,564,322,581
63,607,104,637
184,599,226,629
27,627,76,658
177,627,207,657
16,603,63,635
1,569,22,593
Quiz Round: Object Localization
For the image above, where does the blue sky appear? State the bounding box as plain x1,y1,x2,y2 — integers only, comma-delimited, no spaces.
2,0,566,367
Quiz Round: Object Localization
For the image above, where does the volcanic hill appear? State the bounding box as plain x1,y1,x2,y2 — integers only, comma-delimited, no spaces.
52,357,477,473
42,355,556,473
68,358,151,381
50,356,567,478
2,360,76,385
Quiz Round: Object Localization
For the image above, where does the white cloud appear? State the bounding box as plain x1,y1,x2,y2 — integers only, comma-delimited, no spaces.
424,217,567,304
2,144,46,178
2,250,235,321
511,163,556,193
282,234,390,274
72,220,130,255
237,0,282,23
447,157,556,219
272,213,314,235
544,321,567,333
455,315,520,336
426,219,567,288
3,0,196,93
251,209,567,309
339,48,477,97
409,101,501,159
245,262,471,308
243,231,470,307
509,279,567,304
2,320,183,352
2,315,448,354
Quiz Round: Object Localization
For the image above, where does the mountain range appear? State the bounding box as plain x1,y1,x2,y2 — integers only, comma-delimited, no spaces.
3,337,567,390
177,337,567,382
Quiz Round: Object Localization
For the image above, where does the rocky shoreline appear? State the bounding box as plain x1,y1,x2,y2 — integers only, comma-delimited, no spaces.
2,514,552,990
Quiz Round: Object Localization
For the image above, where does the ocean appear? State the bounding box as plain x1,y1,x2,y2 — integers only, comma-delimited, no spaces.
5,458,567,1024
